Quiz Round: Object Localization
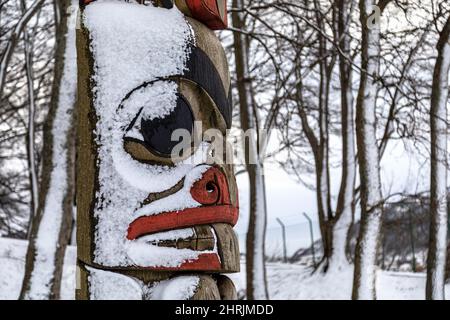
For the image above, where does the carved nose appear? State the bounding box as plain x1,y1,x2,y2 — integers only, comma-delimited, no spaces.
190,167,230,206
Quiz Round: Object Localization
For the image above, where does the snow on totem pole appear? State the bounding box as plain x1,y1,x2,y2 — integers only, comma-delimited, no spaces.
76,0,239,300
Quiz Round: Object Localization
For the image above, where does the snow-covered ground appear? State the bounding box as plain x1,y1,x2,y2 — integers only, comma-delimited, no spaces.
230,262,450,300
1,237,449,300
0,237,76,300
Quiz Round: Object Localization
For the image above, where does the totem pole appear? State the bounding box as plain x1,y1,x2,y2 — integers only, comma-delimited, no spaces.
76,0,239,299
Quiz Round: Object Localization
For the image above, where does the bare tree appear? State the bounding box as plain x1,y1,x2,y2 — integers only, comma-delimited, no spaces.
426,12,450,301
231,0,269,300
352,0,390,300
331,0,357,271
21,0,40,236
271,0,357,272
0,0,53,238
0,0,45,95
20,0,76,300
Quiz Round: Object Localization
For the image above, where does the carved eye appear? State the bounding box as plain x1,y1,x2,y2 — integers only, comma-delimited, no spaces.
140,96,194,156
119,81,195,164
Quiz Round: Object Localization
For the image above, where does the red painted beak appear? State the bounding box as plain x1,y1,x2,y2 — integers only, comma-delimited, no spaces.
126,167,238,271
127,167,238,240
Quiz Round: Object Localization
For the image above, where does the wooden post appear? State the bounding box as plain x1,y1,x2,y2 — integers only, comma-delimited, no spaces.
303,212,316,267
407,204,416,272
276,218,287,263
76,0,239,300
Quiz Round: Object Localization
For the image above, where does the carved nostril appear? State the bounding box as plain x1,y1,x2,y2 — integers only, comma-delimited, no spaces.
206,181,216,193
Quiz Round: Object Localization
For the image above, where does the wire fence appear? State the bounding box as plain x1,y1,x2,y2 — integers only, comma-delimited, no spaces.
234,201,448,272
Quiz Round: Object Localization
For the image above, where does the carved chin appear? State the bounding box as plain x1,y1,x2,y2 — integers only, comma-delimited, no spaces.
125,225,222,271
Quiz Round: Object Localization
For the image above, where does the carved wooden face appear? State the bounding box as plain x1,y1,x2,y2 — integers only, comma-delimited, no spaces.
77,2,238,273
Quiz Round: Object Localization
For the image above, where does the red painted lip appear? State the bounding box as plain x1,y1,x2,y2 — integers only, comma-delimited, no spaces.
127,167,238,241
127,205,238,240
141,252,222,271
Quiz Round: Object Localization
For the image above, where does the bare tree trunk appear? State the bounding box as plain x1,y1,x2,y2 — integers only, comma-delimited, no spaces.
426,14,450,301
313,0,333,268
352,0,384,300
329,0,356,271
20,0,77,300
297,0,353,273
21,0,39,237
295,57,333,271
231,0,269,300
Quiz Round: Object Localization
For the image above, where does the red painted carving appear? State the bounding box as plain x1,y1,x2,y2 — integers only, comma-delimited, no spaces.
142,252,222,271
190,166,230,205
127,167,238,240
127,167,237,271
127,205,238,240
185,0,228,30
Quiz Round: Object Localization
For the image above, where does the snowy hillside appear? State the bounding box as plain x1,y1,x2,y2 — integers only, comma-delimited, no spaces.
1,237,449,300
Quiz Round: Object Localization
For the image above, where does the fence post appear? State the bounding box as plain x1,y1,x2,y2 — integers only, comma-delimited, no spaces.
276,218,287,263
302,212,316,267
408,204,416,272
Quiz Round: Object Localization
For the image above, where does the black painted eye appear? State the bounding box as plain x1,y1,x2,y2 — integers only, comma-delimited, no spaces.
140,96,194,156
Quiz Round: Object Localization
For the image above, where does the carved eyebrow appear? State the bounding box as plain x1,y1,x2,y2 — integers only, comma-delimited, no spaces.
126,107,144,133
116,43,233,128
183,45,232,128
115,46,232,129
